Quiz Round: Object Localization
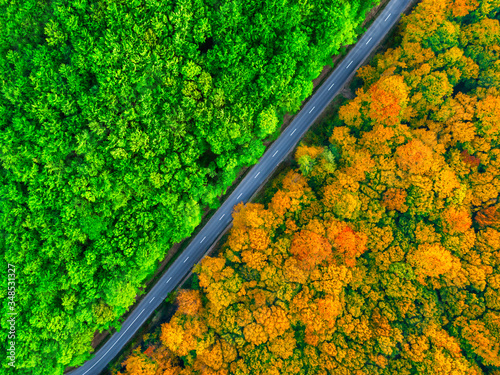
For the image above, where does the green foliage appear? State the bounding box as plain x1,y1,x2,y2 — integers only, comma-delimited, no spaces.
117,1,500,374
0,0,378,373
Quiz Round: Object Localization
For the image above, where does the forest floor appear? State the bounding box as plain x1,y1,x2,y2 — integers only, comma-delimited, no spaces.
80,0,421,373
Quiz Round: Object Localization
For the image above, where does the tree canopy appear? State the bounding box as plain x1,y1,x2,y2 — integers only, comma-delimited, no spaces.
0,0,378,373
117,0,500,374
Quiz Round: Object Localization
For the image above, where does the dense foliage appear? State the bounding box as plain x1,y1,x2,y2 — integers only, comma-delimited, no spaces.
0,0,378,372
116,0,500,374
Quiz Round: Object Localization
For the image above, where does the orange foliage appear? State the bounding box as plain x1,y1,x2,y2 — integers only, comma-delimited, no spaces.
443,207,472,234
395,139,434,174
248,228,270,251
268,331,296,359
194,340,225,372
232,202,272,230
343,148,376,182
371,309,392,337
119,346,182,375
408,243,460,281
460,320,500,367
449,121,476,144
226,226,249,253
317,295,342,328
253,306,290,340
326,221,368,267
476,95,500,141
402,334,430,362
160,315,209,357
382,188,408,212
328,126,357,148
357,64,379,87
281,170,310,194
243,322,268,346
475,205,500,228
338,95,363,128
241,249,267,271
360,124,396,156
339,74,409,128
290,229,331,270
461,150,480,167
268,189,292,217
197,256,227,288
434,168,461,198
401,0,448,41
451,0,478,17
367,75,409,126
424,324,463,358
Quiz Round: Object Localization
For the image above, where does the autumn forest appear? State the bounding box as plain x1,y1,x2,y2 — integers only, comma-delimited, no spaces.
2,0,500,373
116,0,500,374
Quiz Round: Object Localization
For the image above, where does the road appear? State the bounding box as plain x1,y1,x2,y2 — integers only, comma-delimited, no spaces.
68,0,411,373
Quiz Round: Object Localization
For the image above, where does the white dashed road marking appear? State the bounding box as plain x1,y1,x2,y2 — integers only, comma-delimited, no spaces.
78,8,407,375
83,309,146,375
237,193,242,199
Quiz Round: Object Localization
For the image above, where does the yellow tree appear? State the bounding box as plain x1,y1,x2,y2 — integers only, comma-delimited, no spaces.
459,319,500,367
253,306,291,341
407,243,461,286
160,315,210,357
120,349,157,375
176,290,203,316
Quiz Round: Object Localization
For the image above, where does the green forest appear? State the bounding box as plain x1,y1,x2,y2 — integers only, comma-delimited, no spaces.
114,0,500,374
0,0,379,373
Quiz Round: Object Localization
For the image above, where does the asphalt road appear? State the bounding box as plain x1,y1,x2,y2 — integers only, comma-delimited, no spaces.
68,0,411,373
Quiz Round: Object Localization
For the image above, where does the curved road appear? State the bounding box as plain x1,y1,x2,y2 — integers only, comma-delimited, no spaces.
69,0,411,373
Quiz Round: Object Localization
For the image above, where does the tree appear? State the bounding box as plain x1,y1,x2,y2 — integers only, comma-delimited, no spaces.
382,188,409,212
176,290,203,316
290,230,331,271
395,139,434,175
115,1,500,374
120,350,157,375
475,204,500,228
407,243,461,283
443,207,472,234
